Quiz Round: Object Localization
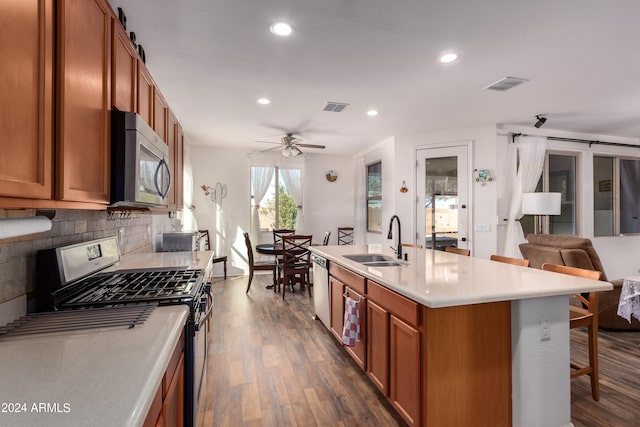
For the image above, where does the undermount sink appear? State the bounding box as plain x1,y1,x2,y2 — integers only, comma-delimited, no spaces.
361,260,403,267
343,254,403,267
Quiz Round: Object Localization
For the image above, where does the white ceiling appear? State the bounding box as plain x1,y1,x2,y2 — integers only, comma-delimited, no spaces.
108,0,640,155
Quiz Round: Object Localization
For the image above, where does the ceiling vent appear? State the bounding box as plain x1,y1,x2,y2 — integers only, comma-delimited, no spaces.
323,102,349,112
483,77,529,91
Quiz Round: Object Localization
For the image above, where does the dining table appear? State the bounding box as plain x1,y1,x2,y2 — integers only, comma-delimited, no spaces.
255,243,311,291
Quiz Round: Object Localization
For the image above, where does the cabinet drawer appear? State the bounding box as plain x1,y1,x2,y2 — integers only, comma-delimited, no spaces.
329,263,366,294
368,281,419,327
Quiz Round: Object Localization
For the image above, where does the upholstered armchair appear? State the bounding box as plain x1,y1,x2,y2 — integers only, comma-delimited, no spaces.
519,234,639,330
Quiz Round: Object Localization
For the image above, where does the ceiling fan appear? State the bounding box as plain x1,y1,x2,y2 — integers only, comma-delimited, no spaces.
256,133,326,157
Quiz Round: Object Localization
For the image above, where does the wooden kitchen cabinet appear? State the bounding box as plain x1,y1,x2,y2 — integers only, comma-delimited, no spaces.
367,280,420,426
144,331,185,427
56,0,112,204
166,112,184,208
153,88,168,143
137,59,154,127
329,276,345,342
329,263,366,370
390,315,420,426
366,300,389,394
162,353,184,427
111,17,137,112
175,124,185,208
0,0,54,200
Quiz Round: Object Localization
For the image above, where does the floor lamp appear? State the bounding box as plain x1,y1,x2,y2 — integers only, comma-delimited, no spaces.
522,192,562,234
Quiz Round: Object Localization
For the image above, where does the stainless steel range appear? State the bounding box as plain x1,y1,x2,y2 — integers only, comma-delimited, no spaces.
34,237,211,427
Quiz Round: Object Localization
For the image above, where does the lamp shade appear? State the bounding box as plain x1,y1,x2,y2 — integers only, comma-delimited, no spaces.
522,192,561,215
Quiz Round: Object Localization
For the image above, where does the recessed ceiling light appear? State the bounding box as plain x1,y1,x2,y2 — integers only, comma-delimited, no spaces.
367,110,378,116
440,53,458,63
256,98,271,105
270,22,293,37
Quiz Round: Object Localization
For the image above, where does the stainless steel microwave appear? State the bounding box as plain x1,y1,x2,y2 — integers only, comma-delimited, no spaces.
111,111,171,207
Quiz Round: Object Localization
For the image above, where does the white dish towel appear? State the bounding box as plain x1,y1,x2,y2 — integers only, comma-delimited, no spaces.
342,296,361,347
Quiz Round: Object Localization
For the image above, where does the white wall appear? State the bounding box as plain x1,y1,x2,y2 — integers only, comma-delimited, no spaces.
303,154,356,245
190,146,355,275
190,146,251,276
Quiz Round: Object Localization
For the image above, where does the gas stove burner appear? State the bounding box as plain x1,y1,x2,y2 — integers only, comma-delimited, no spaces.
54,268,206,309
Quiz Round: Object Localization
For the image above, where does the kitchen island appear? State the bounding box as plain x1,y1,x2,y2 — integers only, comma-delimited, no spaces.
310,244,612,427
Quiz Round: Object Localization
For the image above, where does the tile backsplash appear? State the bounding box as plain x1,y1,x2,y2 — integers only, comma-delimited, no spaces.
0,209,176,307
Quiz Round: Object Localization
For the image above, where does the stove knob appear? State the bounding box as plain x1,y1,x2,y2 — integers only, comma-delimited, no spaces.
200,296,208,312
204,282,212,293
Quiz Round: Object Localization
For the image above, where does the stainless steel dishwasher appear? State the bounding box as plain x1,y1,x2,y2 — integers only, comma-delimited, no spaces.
311,253,330,329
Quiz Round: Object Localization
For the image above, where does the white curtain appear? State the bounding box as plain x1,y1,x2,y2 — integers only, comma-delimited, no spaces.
354,158,367,245
280,168,305,233
250,166,274,245
502,135,547,258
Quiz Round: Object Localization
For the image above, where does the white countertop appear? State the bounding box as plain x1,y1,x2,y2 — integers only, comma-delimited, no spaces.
0,250,214,427
0,305,189,427
310,245,612,307
105,250,214,272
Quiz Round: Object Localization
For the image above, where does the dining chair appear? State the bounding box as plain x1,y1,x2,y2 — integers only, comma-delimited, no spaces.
272,229,295,278
322,231,331,246
273,229,295,245
280,235,312,300
197,230,210,251
541,263,603,401
445,246,470,256
401,243,423,249
490,254,530,267
337,227,354,245
243,232,277,293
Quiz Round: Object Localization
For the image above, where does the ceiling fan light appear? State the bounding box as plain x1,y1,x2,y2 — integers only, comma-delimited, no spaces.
281,148,291,157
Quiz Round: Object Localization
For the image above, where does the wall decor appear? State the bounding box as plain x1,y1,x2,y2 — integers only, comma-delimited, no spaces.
326,170,338,182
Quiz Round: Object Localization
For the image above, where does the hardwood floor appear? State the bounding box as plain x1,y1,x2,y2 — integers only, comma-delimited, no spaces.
570,326,640,426
199,274,406,427
198,274,640,427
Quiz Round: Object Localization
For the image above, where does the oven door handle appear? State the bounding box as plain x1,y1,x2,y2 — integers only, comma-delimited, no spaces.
195,291,214,332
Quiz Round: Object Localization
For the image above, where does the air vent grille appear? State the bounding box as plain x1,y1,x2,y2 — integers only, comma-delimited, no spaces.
483,77,529,91
323,102,349,112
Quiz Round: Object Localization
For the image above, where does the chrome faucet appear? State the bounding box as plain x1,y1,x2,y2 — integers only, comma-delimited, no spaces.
387,215,402,260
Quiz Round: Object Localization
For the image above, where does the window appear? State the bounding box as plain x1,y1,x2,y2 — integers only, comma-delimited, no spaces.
594,156,640,235
251,166,299,231
521,153,577,235
367,161,382,232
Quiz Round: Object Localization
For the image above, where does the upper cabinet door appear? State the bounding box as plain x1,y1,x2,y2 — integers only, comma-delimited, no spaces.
153,88,168,143
0,0,53,199
137,59,154,127
166,112,178,207
175,124,184,208
111,18,137,112
56,0,111,203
